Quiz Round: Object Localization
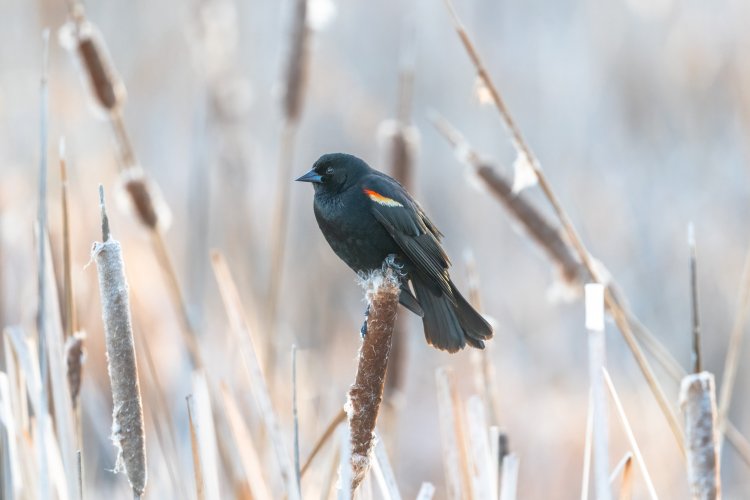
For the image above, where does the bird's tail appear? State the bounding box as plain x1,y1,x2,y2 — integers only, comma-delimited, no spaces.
412,277,493,352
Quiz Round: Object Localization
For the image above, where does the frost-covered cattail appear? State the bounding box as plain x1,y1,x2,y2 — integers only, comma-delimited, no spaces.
346,261,401,492
92,186,147,497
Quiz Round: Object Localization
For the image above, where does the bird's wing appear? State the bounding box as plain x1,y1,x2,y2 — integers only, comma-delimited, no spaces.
361,175,454,300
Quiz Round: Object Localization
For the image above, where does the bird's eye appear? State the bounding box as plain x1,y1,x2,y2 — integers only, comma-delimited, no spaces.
326,166,334,175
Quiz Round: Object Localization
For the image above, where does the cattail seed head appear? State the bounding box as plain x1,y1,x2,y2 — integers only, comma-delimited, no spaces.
377,119,420,189
65,331,86,408
281,0,310,123
118,167,172,231
93,189,147,495
59,19,127,112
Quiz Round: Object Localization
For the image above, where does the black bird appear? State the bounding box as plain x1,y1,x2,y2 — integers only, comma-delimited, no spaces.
296,153,493,352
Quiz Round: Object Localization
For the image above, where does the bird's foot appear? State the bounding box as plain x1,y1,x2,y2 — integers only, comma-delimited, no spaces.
360,303,371,338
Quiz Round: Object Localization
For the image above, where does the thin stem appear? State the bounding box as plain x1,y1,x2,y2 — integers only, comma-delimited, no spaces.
689,224,702,374
301,408,347,477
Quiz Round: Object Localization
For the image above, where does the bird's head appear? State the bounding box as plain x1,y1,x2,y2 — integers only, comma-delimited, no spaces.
296,153,370,194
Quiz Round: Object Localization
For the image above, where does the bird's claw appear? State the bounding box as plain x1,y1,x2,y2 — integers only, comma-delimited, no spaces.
360,303,371,338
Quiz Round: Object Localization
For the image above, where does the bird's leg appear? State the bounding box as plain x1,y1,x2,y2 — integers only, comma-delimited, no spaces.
360,303,371,338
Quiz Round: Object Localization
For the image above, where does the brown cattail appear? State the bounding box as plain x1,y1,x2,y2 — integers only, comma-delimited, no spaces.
60,17,126,111
680,373,721,499
281,0,310,123
92,186,147,496
65,331,86,407
346,261,401,491
118,167,171,231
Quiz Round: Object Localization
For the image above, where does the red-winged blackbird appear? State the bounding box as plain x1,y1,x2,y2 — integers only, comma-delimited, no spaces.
296,153,493,352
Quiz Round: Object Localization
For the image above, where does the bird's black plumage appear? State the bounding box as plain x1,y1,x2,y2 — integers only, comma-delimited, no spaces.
296,153,493,352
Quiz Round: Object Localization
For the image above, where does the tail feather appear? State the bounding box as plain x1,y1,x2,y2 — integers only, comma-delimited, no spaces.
411,277,493,352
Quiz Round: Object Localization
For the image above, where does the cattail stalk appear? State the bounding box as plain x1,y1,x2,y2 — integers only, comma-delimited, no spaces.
442,0,686,455
186,395,205,500
92,187,147,497
499,453,519,500
416,483,436,500
346,263,401,492
266,0,312,377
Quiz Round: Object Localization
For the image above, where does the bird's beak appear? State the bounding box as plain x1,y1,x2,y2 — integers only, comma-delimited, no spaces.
295,169,323,183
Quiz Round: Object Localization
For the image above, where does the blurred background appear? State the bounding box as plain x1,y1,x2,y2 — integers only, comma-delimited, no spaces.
1,0,749,498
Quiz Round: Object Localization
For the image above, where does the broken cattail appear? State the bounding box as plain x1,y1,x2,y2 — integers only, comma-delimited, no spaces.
378,119,420,190
346,260,401,492
59,17,126,112
92,186,147,496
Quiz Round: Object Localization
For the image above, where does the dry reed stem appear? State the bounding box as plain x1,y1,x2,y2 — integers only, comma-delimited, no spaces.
602,369,657,500
465,396,493,499
211,250,300,500
464,250,502,426
435,367,471,500
42,231,81,500
187,395,206,500
191,372,221,499
680,373,721,499
689,225,702,374
92,187,147,496
338,425,352,500
301,408,347,477
346,265,401,492
717,246,750,440
443,0,687,454
266,121,296,375
35,30,51,500
371,432,401,500
59,137,77,337
416,482,436,500
586,284,611,500
292,345,302,496
580,391,593,500
218,384,273,500
499,453,519,500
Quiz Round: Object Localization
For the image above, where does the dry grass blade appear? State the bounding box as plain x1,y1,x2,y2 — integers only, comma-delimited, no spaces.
442,0,686,454
218,384,273,500
580,391,593,500
186,395,205,500
718,245,750,439
608,454,633,500
602,369,657,500
92,186,147,497
210,250,299,500
372,432,402,500
190,372,221,499
59,137,77,338
301,408,347,477
435,367,471,500
680,373,721,499
347,264,401,492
